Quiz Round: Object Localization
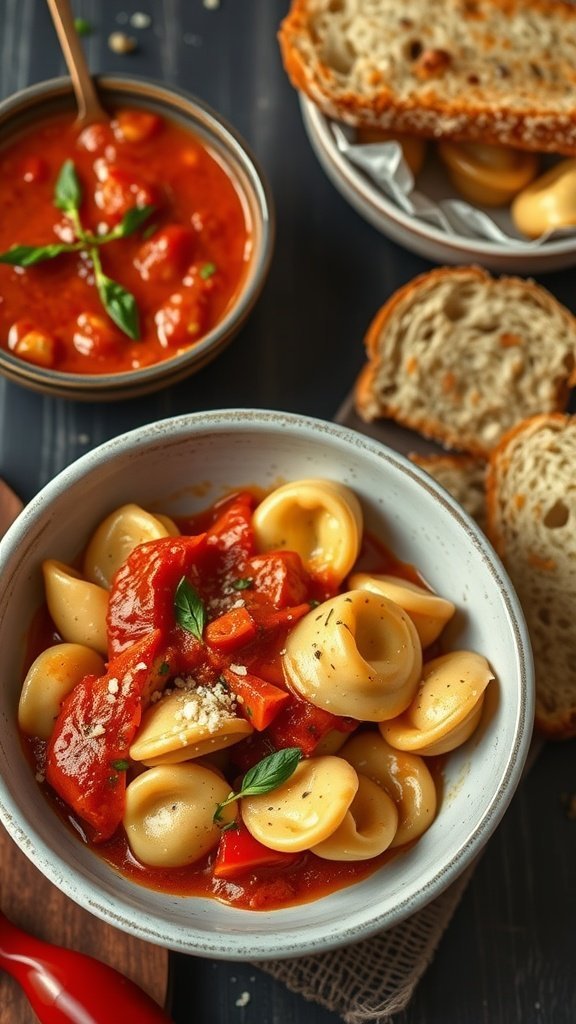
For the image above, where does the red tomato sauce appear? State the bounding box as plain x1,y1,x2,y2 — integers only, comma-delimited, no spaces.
21,491,438,911
0,110,251,373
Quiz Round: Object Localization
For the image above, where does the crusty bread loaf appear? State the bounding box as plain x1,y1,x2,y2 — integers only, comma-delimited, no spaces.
410,452,487,531
279,0,576,155
354,266,576,458
486,413,576,739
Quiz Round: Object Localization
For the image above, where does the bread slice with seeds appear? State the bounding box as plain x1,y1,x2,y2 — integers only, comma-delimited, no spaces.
410,452,487,531
279,0,576,154
486,413,576,738
354,266,576,457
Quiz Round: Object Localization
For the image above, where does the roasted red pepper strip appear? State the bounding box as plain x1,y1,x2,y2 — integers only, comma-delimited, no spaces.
204,606,258,653
244,550,310,607
266,694,357,756
213,821,299,879
107,533,207,656
46,631,162,842
222,667,290,731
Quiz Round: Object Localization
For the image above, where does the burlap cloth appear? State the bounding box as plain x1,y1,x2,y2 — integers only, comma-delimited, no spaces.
256,861,475,1022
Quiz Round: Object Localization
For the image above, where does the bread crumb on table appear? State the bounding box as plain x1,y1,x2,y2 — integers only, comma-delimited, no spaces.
235,991,251,1007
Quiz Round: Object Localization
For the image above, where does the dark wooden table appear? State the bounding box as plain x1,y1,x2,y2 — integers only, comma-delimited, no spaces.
1,3,575,1022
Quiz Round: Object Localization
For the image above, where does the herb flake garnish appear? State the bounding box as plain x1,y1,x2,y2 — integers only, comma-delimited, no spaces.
213,746,302,823
174,576,206,642
231,577,253,591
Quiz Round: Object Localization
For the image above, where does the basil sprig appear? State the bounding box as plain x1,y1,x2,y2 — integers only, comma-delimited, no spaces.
0,159,155,339
213,747,303,823
174,577,206,642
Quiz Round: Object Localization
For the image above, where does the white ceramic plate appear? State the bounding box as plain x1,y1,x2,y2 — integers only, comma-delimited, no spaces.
300,95,576,274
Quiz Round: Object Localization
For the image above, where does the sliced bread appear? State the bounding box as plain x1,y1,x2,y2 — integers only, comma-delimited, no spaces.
279,0,576,154
354,266,576,457
410,452,487,531
486,413,576,739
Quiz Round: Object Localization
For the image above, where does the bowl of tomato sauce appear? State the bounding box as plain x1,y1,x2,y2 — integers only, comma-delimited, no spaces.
0,410,533,958
0,76,273,399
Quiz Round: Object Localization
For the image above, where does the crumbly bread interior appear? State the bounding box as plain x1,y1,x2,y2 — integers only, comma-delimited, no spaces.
487,414,576,738
355,267,576,457
279,0,576,152
410,453,487,531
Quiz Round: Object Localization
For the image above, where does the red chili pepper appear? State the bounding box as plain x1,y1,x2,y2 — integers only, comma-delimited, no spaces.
0,909,174,1024
46,631,162,841
213,821,299,880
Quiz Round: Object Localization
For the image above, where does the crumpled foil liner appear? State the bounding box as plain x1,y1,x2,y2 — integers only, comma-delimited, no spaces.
331,123,576,249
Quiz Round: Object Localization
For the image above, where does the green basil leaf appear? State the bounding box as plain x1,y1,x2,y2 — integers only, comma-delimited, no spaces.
0,242,81,266
174,577,206,642
107,204,156,241
95,271,140,340
213,747,302,823
231,577,253,591
54,160,83,213
74,17,92,35
199,262,217,280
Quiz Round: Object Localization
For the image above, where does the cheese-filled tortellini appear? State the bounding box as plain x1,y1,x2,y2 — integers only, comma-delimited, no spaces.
348,573,455,648
242,755,359,852
311,774,399,861
83,503,180,589
129,682,253,765
381,651,494,756
340,732,437,846
42,560,108,655
18,643,106,739
282,591,422,721
252,479,363,584
124,763,236,867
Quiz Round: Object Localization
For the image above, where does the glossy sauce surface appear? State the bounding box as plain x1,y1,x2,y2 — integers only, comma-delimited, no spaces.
0,111,251,374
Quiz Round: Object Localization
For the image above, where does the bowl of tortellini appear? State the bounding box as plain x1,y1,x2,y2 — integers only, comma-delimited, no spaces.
0,409,534,958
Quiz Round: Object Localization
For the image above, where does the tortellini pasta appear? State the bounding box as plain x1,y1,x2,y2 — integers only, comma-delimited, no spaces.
123,763,236,867
381,651,494,756
241,756,359,852
18,643,106,739
83,503,180,589
42,560,108,655
340,732,437,846
129,683,253,765
282,591,422,721
252,478,363,584
348,573,455,648
311,774,399,861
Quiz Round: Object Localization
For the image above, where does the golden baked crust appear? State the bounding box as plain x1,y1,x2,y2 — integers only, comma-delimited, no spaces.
279,0,576,155
486,413,576,738
353,266,576,457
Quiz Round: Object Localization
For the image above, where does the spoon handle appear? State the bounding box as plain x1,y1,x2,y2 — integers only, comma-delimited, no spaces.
0,909,174,1024
45,0,107,125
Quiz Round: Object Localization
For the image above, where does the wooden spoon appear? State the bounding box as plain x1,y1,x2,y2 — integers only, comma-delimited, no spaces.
46,0,108,125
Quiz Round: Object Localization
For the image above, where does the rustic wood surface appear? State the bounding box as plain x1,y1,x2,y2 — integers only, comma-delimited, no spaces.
0,3,575,1023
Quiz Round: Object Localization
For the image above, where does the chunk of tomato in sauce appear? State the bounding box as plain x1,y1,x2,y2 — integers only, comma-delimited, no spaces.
154,281,210,349
73,312,120,359
244,550,311,608
8,319,58,368
266,694,357,756
134,225,196,284
107,533,207,656
94,163,161,224
114,111,163,144
46,630,162,842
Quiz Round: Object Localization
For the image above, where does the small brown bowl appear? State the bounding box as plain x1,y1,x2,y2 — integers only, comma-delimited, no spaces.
0,75,274,400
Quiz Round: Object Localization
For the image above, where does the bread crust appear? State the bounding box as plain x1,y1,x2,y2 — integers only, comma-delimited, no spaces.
279,0,576,155
487,413,576,738
354,266,576,457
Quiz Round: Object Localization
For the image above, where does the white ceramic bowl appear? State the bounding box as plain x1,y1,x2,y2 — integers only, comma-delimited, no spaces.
300,95,576,274
0,410,533,959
